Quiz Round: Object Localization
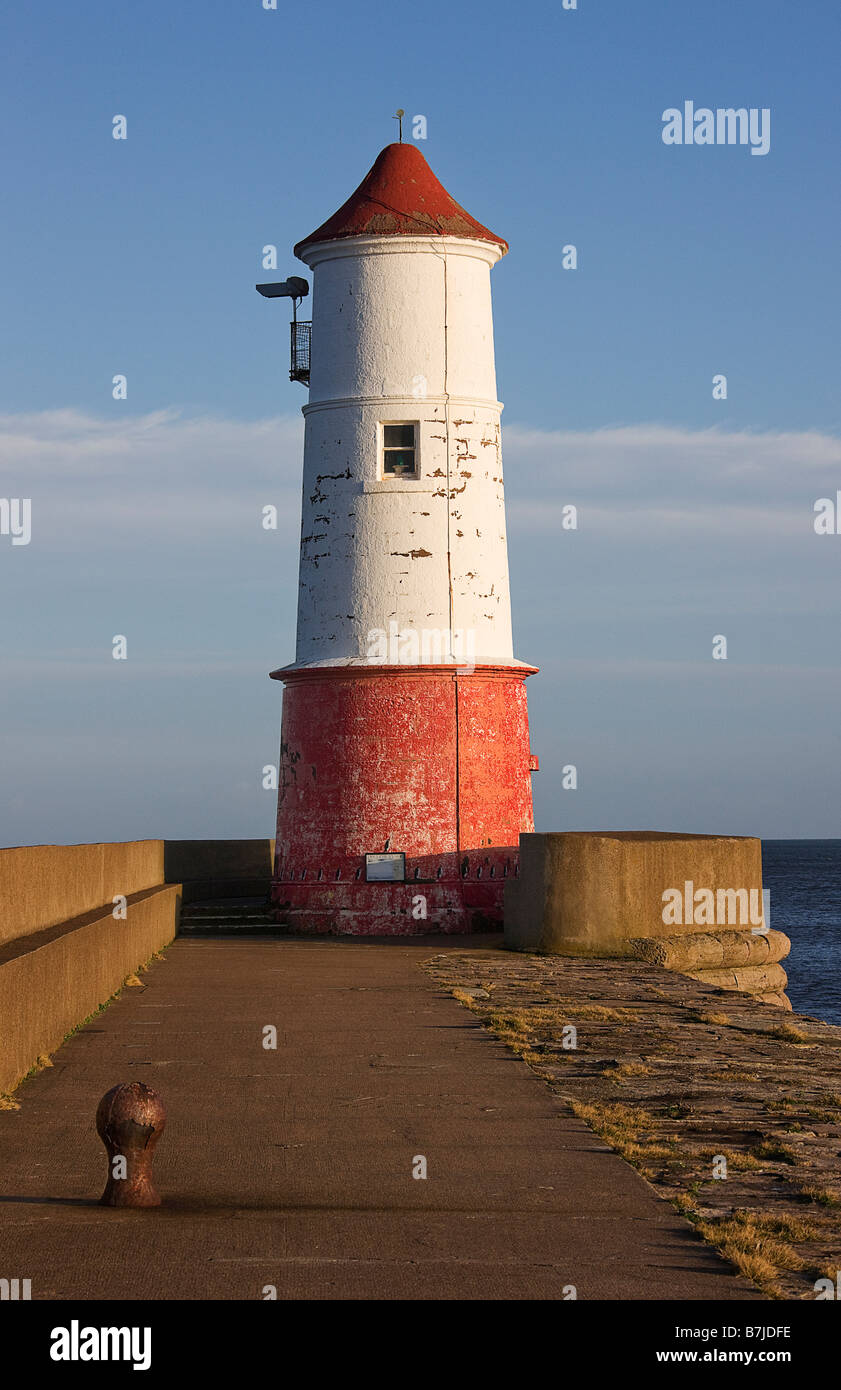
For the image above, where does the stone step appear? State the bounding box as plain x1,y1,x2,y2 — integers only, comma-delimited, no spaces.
178,897,278,935
181,898,268,911
182,911,273,921
179,922,280,936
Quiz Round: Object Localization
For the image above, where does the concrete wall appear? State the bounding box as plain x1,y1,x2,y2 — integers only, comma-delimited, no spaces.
0,839,274,945
0,839,279,1093
506,831,763,955
0,885,179,1095
164,840,274,903
0,841,164,948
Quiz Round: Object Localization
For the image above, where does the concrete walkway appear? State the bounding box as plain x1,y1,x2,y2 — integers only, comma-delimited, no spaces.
0,936,760,1300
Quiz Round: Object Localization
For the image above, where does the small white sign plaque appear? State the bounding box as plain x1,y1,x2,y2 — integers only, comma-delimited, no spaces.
365,852,406,882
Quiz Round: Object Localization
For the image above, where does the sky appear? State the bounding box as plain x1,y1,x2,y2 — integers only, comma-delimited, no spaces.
1,0,839,845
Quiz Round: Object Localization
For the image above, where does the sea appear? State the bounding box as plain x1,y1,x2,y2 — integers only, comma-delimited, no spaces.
763,840,841,1024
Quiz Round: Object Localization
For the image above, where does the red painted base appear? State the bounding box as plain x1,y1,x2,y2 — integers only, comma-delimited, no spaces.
272,876,508,935
269,662,536,935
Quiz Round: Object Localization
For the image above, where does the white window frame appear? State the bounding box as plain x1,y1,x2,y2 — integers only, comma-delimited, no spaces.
379,420,420,480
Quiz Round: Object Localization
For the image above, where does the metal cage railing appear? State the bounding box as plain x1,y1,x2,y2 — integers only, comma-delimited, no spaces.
290,320,311,385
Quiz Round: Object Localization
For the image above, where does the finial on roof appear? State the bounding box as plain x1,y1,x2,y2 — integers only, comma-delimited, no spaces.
393,108,404,142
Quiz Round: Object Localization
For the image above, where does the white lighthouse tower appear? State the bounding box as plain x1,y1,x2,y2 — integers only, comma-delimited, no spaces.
268,140,537,933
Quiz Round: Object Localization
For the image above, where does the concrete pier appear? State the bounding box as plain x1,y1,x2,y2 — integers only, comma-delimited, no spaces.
0,935,759,1300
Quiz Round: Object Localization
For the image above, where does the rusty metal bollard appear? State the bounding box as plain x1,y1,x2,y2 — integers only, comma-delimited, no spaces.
96,1082,166,1207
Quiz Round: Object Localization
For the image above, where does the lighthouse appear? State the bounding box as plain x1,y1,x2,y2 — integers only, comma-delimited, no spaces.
267,140,537,934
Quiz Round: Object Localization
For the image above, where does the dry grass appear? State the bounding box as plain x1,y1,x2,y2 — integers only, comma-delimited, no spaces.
605,1061,653,1081
123,974,144,988
489,996,635,1021
698,1012,732,1027
760,1212,818,1242
569,1005,632,1022
568,1098,679,1166
450,990,637,1060
751,1139,800,1165
514,1048,545,1066
455,1001,581,1071
487,1003,632,1028
0,1094,21,1111
694,1146,761,1171
557,1002,635,1022
620,1142,677,1163
769,1023,813,1044
484,1009,530,1034
695,1209,813,1290
798,1185,841,1207
716,1247,779,1286
571,1099,657,1136
18,1053,56,1085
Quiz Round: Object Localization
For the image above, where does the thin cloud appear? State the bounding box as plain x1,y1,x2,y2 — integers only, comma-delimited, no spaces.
2,412,838,547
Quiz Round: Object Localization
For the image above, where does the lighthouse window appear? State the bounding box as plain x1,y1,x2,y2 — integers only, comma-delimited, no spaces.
381,423,418,478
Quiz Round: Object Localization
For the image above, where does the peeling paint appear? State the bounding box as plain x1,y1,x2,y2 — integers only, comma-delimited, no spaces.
273,667,535,932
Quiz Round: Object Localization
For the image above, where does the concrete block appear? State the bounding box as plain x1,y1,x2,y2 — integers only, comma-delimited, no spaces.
506,831,763,955
503,879,535,949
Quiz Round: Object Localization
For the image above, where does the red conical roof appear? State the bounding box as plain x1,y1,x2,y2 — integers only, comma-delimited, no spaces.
294,143,507,259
